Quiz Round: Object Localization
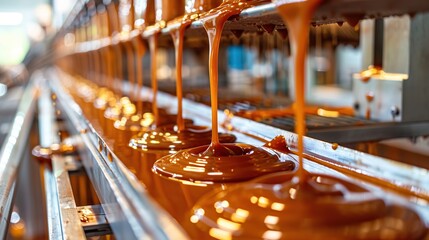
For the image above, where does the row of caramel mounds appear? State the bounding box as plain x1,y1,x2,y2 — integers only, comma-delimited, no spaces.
56,0,427,239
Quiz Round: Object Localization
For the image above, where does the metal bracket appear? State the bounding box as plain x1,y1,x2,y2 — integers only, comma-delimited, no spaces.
77,205,112,237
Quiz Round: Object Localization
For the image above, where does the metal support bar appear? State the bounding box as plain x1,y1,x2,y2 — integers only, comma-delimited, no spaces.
38,75,87,240
307,121,429,144
44,168,62,239
373,18,384,69
0,74,38,239
77,205,111,237
52,155,87,239
39,74,64,240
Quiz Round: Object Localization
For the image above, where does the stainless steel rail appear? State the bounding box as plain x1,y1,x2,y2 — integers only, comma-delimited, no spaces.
38,75,88,240
308,121,429,144
39,75,64,240
0,73,39,239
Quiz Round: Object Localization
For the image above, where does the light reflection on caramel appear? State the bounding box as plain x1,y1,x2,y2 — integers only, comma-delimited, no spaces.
188,172,427,239
153,143,296,182
185,0,427,239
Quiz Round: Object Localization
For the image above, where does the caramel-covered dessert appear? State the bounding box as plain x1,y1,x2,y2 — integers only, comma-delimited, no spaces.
113,111,155,173
275,0,320,179
103,97,135,138
129,125,236,151
151,137,296,224
153,140,296,182
93,88,117,129
189,172,427,239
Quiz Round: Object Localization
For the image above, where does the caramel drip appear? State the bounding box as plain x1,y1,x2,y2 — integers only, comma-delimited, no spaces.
113,44,124,94
170,25,188,131
166,0,214,130
274,0,322,181
107,2,123,93
129,3,229,152
100,7,115,90
148,35,160,126
204,18,222,146
200,0,255,155
104,47,114,91
365,91,374,120
134,38,145,113
125,43,136,98
263,135,290,153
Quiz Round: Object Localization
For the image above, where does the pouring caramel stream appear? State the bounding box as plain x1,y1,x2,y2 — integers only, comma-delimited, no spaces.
148,34,160,125
274,0,322,181
200,0,258,156
170,23,190,131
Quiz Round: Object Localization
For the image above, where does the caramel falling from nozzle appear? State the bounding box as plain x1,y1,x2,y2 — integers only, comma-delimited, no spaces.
148,34,160,126
274,0,323,182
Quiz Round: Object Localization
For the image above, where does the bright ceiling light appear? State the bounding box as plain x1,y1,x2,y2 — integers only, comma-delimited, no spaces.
0,12,23,26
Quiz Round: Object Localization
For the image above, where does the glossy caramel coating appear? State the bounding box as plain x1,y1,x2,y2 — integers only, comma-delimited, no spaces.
188,172,427,239
153,143,296,182
130,124,236,151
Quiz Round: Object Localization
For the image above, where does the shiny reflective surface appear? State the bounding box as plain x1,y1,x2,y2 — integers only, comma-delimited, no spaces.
189,172,427,239
0,77,37,239
130,125,236,151
153,142,296,182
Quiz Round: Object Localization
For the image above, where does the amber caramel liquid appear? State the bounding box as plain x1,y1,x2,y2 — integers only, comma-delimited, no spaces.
184,1,427,239
275,0,322,181
148,35,160,125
